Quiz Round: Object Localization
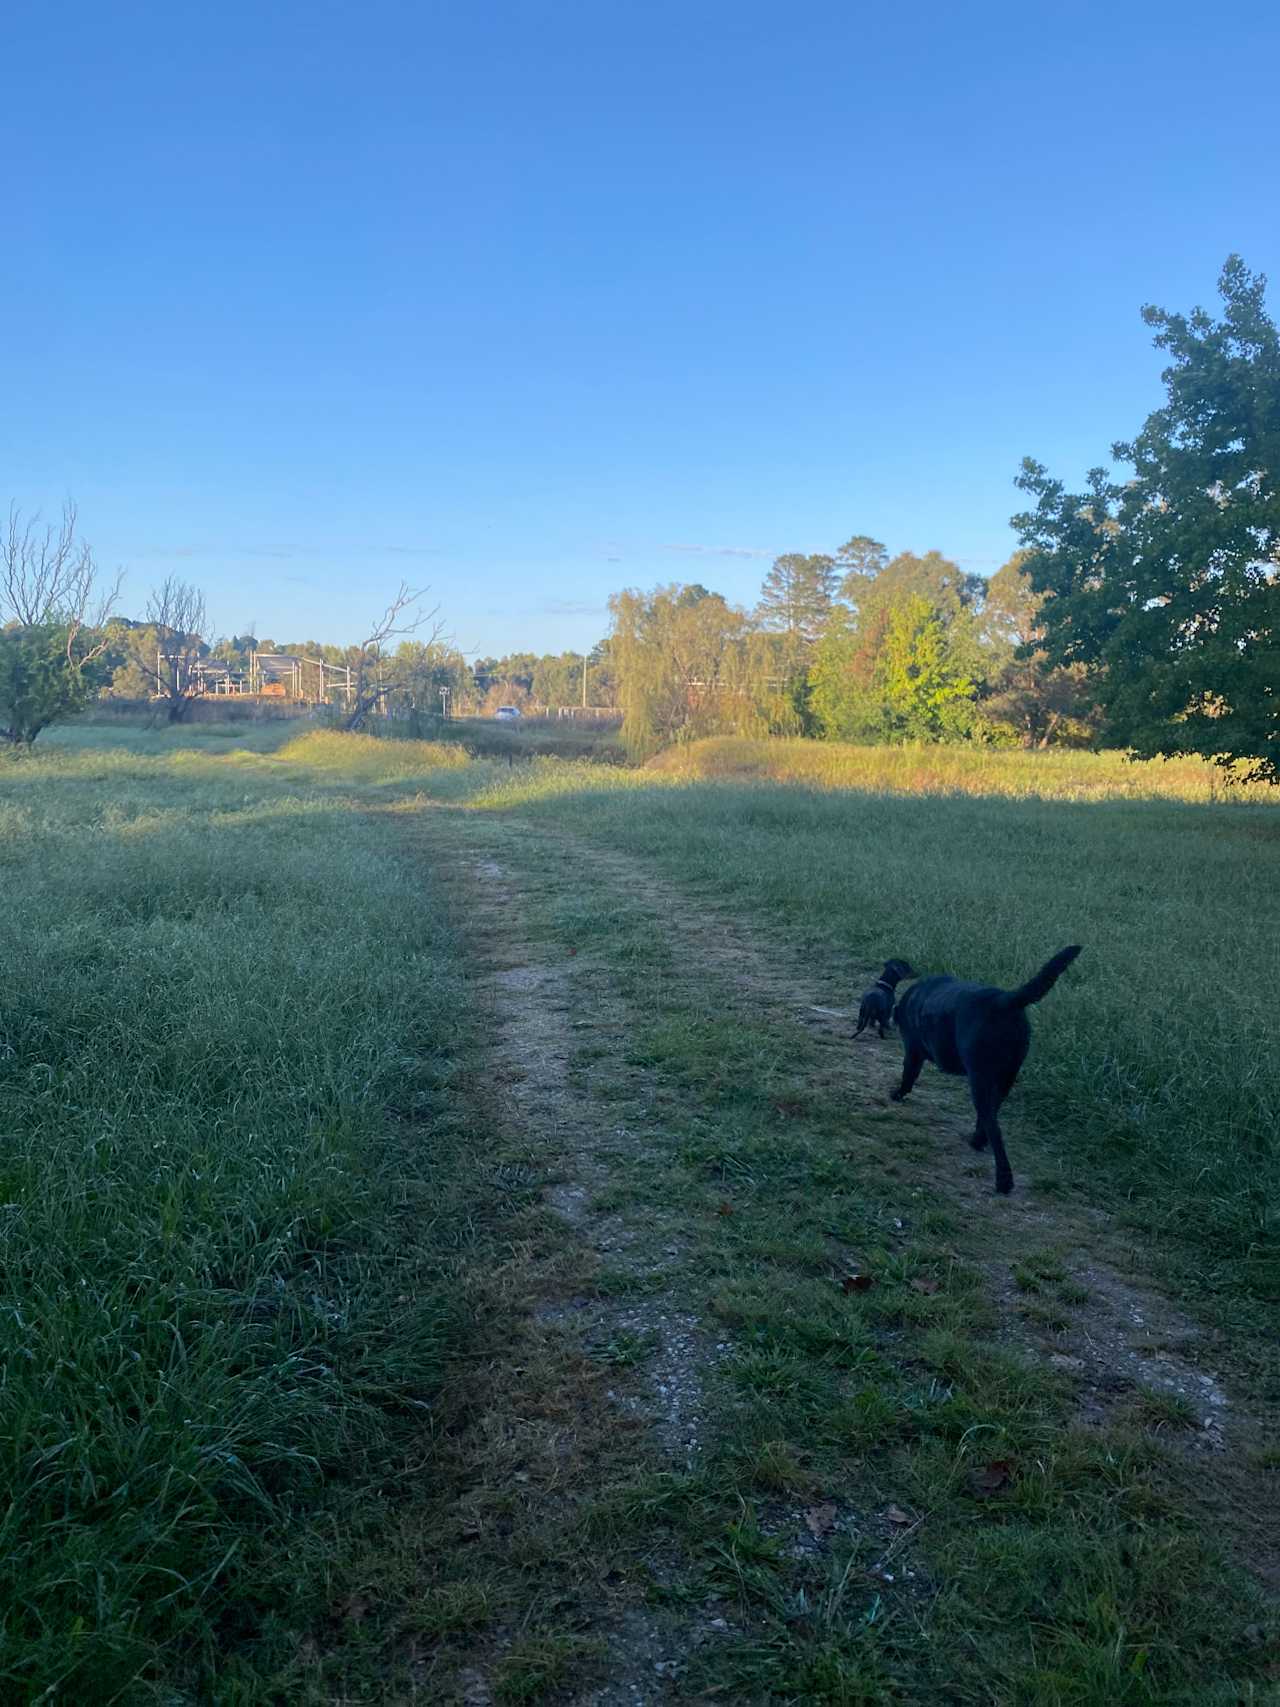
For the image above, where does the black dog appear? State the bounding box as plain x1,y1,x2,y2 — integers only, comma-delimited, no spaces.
890,946,1081,1194
853,959,916,1039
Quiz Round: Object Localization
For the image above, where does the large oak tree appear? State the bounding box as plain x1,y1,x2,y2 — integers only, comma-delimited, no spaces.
1014,257,1279,782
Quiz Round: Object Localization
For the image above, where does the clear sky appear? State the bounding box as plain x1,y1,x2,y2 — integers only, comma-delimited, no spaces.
5,0,1278,657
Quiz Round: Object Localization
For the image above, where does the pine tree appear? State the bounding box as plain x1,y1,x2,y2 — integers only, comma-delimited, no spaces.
755,553,836,651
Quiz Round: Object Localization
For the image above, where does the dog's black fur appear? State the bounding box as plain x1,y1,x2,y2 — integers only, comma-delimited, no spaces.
890,946,1082,1194
853,959,916,1040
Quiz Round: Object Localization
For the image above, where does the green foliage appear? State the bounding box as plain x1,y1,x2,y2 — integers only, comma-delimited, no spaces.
808,609,892,741
810,592,980,742
878,592,979,738
386,636,472,714
608,583,778,757
0,623,100,744
755,552,837,655
837,546,984,626
531,649,588,708
1015,256,1280,781
980,554,1094,746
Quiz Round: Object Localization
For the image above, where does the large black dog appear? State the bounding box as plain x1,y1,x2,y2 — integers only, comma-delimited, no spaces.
890,946,1082,1194
853,959,916,1039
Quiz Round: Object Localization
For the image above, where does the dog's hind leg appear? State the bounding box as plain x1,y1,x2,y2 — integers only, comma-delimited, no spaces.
889,1044,926,1103
969,1073,1014,1194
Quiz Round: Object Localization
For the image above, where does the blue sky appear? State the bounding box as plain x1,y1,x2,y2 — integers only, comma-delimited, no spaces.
4,0,1278,657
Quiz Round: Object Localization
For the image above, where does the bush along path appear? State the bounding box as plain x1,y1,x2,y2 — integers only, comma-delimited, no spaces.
360,799,1279,1705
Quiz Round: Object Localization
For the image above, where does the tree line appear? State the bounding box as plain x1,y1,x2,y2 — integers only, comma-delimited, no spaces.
0,545,617,744
607,543,1084,758
611,257,1278,779
4,258,1275,776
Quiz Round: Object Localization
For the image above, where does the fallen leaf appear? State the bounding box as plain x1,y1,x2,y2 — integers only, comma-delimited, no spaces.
910,1277,940,1295
883,1504,913,1526
841,1273,875,1293
336,1591,370,1622
716,1201,734,1217
972,1459,1015,1497
804,1502,838,1538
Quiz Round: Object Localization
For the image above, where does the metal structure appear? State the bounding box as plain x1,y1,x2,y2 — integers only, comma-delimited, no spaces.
181,652,356,705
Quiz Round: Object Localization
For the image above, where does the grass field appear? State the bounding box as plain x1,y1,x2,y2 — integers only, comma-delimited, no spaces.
467,751,1280,1311
647,734,1279,804
0,727,482,1698
2,722,1277,1701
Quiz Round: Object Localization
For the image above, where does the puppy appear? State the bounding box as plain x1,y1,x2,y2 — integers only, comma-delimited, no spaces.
890,946,1082,1194
853,959,916,1039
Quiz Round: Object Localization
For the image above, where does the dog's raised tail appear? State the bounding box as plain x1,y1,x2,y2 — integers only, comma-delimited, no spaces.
1002,945,1082,1009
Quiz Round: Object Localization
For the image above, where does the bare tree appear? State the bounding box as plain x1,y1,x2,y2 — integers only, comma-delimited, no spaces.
129,578,209,722
343,583,441,730
1,501,122,664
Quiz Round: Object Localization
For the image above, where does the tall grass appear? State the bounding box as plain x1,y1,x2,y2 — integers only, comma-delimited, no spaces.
0,731,468,1698
649,735,1276,803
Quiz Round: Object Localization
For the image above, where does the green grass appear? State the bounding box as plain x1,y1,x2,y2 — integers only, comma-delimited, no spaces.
459,756,1280,1307
443,818,1277,1705
5,718,1278,1701
382,712,627,764
0,727,477,1699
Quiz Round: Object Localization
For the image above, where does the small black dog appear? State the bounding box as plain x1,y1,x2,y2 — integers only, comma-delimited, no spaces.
853,959,916,1039
890,946,1082,1194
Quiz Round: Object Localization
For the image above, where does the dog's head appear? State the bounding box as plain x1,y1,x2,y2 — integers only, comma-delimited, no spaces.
882,958,916,985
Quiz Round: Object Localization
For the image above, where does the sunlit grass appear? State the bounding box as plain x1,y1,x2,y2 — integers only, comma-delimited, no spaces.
456,750,1280,1303
274,728,470,775
646,735,1277,803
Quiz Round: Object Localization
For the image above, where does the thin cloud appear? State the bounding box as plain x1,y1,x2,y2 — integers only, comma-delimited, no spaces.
127,541,441,561
130,543,297,560
531,597,606,617
660,542,772,560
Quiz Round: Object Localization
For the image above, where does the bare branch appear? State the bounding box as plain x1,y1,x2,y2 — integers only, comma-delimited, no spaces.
343,584,442,729
360,582,440,650
1,501,120,639
127,577,210,721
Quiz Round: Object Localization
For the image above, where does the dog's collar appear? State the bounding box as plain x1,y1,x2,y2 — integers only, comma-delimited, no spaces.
874,978,896,993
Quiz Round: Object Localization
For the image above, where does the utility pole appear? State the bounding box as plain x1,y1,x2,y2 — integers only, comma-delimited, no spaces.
582,652,588,710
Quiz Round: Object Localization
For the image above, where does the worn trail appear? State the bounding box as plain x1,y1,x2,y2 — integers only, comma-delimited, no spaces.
393,801,1277,1701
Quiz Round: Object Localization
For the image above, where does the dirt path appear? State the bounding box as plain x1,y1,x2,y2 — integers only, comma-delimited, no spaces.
391,803,1278,1700
422,840,733,1703
537,834,1242,1453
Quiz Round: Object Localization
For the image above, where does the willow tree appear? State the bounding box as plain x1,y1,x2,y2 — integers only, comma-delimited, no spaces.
608,583,769,757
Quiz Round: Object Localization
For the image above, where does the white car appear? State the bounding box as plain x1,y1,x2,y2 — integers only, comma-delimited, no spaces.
494,705,522,722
